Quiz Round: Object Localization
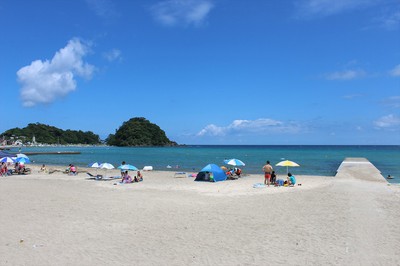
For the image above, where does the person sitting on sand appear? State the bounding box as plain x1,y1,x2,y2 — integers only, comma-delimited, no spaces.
288,173,296,186
1,162,8,176
137,171,143,182
271,171,277,184
69,164,77,175
235,168,242,177
15,162,24,174
122,171,132,183
40,164,48,173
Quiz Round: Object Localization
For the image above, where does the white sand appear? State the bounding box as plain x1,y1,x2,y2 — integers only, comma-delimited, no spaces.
1,165,399,265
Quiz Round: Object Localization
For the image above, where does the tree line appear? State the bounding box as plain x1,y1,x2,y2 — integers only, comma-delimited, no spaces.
1,118,177,146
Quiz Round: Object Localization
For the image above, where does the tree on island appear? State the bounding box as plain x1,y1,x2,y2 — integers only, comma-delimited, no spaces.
1,123,100,145
106,117,177,146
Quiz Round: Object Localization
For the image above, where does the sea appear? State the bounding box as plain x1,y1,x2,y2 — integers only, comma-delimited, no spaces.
7,145,400,183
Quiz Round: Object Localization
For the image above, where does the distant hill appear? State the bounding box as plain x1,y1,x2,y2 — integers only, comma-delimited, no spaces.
106,117,177,147
1,123,100,145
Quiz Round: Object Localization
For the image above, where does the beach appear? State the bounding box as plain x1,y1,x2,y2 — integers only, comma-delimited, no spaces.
1,164,400,265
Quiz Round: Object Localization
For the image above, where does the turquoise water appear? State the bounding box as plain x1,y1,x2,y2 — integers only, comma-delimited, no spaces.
8,145,400,183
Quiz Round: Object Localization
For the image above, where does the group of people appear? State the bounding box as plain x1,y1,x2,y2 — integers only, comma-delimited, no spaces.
262,161,297,187
0,161,30,175
121,170,143,183
226,167,242,179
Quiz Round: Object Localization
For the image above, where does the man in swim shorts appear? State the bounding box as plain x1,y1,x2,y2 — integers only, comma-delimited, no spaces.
262,161,273,186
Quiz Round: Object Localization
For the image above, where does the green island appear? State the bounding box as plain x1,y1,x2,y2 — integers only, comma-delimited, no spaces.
1,118,177,147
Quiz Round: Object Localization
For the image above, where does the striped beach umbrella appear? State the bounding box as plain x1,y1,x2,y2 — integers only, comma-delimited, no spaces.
0,157,15,163
224,158,246,167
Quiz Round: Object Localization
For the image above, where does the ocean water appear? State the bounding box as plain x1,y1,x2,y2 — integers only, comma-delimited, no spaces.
8,145,400,183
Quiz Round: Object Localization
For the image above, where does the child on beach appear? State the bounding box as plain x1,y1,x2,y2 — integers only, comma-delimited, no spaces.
137,171,143,182
288,173,296,186
271,171,277,184
40,164,48,173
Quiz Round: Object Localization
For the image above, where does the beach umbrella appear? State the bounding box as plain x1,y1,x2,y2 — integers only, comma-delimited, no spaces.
88,162,100,168
99,163,114,169
88,162,100,175
118,164,138,171
276,160,300,174
16,153,29,159
0,157,15,163
99,163,115,178
15,157,31,164
224,158,245,167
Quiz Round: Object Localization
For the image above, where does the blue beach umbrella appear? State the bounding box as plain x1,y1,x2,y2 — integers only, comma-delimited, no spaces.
118,164,138,171
224,158,245,167
15,157,31,164
0,157,15,163
16,153,29,159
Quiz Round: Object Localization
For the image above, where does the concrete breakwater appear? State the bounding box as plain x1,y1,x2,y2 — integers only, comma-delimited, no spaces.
23,151,81,155
336,157,387,183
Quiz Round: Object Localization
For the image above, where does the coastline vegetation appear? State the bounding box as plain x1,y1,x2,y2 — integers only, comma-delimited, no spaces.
1,123,100,145
106,117,177,147
1,118,177,147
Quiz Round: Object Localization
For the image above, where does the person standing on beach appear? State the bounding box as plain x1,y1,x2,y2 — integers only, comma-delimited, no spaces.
262,161,273,186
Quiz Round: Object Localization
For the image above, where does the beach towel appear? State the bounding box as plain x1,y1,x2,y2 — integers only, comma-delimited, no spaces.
253,183,266,188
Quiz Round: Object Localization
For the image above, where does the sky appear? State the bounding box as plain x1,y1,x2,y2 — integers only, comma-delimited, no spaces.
0,0,399,145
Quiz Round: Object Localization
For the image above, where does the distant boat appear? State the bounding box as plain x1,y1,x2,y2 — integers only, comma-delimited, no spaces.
387,175,394,179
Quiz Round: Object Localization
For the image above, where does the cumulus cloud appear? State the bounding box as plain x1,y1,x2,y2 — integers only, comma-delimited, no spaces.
17,38,95,107
374,114,400,128
151,0,214,27
103,49,122,62
197,118,302,137
325,69,366,80
295,0,379,17
390,64,400,77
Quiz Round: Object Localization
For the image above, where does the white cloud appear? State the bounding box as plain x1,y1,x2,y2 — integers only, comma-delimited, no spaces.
103,49,122,62
296,0,379,17
325,69,366,80
374,114,400,128
382,96,400,108
378,10,400,30
151,0,214,27
197,118,302,137
390,64,400,77
17,38,95,107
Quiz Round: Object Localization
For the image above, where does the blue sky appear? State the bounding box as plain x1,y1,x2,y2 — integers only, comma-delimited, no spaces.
1,0,399,145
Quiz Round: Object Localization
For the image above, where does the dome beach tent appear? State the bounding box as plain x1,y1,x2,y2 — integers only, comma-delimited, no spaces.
195,164,227,182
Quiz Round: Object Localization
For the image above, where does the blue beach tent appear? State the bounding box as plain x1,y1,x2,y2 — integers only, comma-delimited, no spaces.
195,164,227,182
